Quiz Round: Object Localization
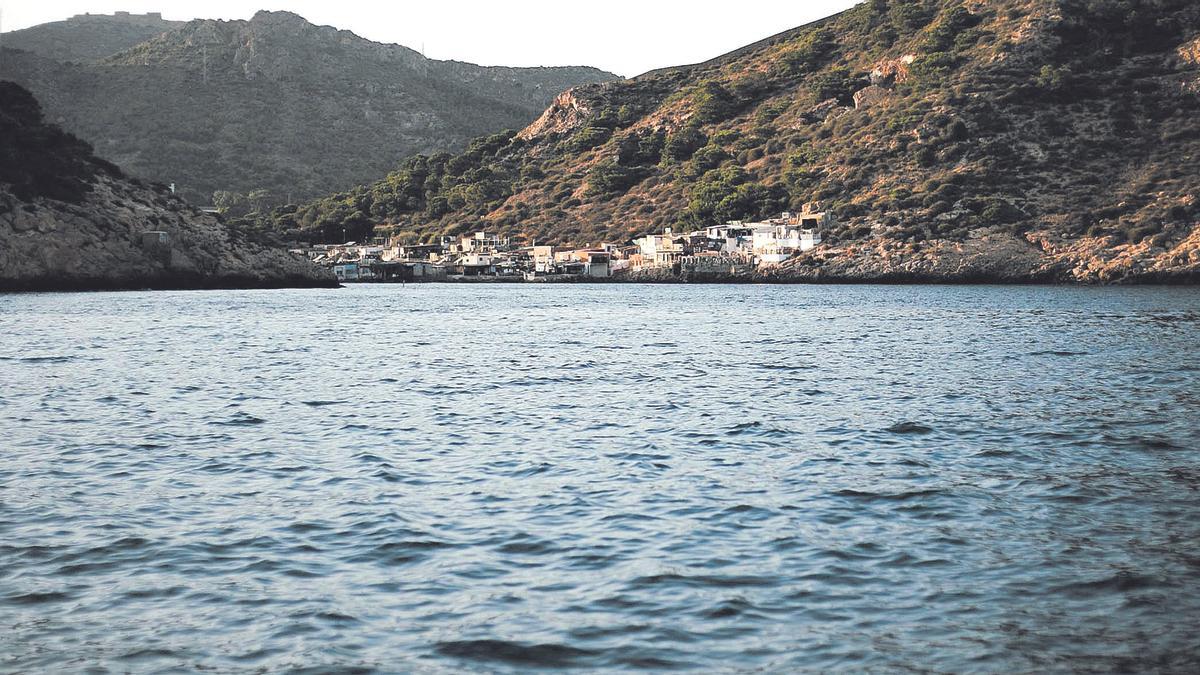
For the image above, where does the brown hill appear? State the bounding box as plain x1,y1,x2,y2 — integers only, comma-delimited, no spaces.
265,0,1200,283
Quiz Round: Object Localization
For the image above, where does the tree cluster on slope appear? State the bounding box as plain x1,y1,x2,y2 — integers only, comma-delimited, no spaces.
249,0,1200,249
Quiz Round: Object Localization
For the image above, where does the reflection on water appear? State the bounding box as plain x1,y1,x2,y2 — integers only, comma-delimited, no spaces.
1,284,1198,672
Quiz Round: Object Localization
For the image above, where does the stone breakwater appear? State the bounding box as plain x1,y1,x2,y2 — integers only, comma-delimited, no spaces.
0,177,336,292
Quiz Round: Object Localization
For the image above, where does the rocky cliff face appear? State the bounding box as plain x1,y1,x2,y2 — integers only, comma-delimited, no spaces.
0,11,619,206
0,82,334,292
518,91,596,140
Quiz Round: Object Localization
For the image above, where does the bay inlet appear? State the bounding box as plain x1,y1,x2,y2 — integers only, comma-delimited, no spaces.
2,285,1198,672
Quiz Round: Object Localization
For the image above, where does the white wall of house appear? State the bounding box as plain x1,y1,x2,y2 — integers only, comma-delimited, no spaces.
800,230,823,252
584,260,611,278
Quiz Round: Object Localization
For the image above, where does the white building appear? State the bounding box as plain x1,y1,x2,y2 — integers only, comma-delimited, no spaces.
634,229,687,267
748,206,831,265
800,229,823,251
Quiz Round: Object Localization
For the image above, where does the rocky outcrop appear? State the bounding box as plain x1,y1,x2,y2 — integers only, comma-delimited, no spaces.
870,55,915,86
853,85,891,110
768,228,1200,284
0,82,334,292
1180,36,1200,65
518,90,595,140
1,178,336,292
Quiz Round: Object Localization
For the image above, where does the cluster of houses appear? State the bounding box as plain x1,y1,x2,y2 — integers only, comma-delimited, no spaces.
298,205,831,282
300,232,616,282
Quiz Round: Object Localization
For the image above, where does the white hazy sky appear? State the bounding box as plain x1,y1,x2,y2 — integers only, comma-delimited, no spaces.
1,1,861,77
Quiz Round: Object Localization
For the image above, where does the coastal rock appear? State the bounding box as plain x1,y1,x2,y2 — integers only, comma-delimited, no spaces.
0,83,335,292
758,227,1200,284
768,233,1056,283
0,176,337,291
609,230,1197,285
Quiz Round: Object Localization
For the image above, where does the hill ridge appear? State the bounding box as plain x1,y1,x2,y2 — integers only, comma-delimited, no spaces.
253,0,1200,283
2,12,183,63
1,11,619,206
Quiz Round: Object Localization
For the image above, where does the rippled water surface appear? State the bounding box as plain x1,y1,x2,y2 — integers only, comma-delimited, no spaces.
2,285,1199,673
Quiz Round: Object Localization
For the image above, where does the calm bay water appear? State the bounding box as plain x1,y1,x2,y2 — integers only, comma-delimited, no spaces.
1,284,1199,673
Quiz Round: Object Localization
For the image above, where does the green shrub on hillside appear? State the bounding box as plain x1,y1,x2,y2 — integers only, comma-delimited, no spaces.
616,130,666,167
905,52,961,92
890,0,936,30
810,68,863,104
586,161,649,197
775,28,837,77
922,6,982,53
681,145,733,180
687,166,776,226
693,81,740,123
567,125,614,153
663,125,707,162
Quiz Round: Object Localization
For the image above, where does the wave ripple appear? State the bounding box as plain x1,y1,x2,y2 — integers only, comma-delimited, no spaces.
1,284,1198,672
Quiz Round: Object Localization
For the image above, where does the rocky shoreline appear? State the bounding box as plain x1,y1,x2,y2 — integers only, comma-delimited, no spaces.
0,175,336,293
1,81,336,294
616,229,1200,285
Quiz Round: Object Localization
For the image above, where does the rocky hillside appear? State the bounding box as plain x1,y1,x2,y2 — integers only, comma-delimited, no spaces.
0,82,334,292
1,12,182,63
264,0,1200,283
0,11,618,206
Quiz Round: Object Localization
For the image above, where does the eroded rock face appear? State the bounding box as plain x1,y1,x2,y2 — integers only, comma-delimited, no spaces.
1179,36,1200,65
995,6,1064,66
853,85,891,110
800,99,852,125
518,90,594,140
1180,36,1200,93
871,55,915,86
0,176,336,291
